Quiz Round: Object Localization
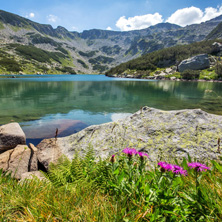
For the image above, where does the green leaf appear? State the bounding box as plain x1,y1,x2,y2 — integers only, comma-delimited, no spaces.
197,174,203,183
182,192,195,202
113,168,120,175
118,172,125,184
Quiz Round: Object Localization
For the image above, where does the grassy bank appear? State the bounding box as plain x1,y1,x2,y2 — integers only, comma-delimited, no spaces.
0,147,222,221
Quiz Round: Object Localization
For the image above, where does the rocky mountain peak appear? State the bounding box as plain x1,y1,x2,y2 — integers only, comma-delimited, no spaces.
0,9,222,74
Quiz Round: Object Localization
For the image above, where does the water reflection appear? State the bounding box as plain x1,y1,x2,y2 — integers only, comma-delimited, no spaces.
0,75,222,137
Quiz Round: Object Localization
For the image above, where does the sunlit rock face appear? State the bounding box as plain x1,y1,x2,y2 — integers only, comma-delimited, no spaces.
37,107,222,169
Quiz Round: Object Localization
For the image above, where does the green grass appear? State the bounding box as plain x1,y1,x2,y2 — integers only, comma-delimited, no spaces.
0,147,222,221
0,44,77,74
0,21,4,30
199,68,218,80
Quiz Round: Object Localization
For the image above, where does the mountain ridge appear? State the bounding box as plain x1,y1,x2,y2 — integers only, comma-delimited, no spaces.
0,9,222,74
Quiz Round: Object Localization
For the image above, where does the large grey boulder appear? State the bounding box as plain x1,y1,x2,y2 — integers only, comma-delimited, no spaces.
0,145,31,179
178,54,210,72
37,107,222,169
0,123,26,152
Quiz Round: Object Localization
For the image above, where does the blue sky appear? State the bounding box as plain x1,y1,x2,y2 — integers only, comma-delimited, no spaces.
1,0,222,32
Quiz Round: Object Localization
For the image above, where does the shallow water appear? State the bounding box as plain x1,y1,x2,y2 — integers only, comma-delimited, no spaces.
0,74,222,144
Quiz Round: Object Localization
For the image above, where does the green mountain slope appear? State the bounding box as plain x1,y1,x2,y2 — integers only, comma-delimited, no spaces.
0,10,222,74
105,39,222,79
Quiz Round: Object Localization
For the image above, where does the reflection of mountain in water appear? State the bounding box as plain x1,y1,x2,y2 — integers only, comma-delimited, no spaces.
0,76,222,124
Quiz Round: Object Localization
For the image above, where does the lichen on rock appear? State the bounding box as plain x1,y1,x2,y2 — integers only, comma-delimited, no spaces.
37,107,222,168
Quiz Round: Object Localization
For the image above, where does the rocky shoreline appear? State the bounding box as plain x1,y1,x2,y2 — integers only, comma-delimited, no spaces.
107,74,222,82
107,52,222,82
0,107,222,180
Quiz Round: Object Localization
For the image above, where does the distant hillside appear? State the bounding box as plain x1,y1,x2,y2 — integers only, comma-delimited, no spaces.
206,22,222,40
0,10,222,74
105,39,222,77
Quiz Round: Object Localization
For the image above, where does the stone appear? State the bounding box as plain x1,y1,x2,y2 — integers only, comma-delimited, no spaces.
172,66,177,71
146,76,155,79
209,56,217,66
28,143,38,171
165,68,173,74
178,54,210,72
20,171,46,181
37,107,222,169
37,138,63,170
0,149,14,172
212,42,222,53
0,145,31,179
0,123,26,152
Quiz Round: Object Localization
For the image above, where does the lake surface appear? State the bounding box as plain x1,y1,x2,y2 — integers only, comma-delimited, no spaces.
0,74,222,144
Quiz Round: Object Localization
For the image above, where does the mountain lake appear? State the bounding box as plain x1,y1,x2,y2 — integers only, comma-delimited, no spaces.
0,74,222,145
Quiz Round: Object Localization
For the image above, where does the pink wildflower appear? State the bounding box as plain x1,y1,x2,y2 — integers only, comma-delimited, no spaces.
158,162,187,176
137,152,149,161
122,147,137,155
110,155,115,163
173,165,188,176
188,162,210,172
137,152,149,157
122,147,137,159
158,162,172,172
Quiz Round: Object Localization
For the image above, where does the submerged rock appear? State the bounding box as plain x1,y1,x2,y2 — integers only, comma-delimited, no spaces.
23,119,87,139
37,107,222,169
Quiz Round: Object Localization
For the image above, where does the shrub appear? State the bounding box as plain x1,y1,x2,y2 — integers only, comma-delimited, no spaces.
15,45,67,64
79,50,97,57
181,69,200,80
215,63,222,78
0,58,21,72
56,66,76,74
77,59,89,69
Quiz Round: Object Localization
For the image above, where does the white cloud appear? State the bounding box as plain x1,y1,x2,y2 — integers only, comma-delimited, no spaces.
26,12,35,19
116,13,163,31
202,6,222,22
29,13,35,18
167,6,222,27
106,26,112,30
47,14,59,23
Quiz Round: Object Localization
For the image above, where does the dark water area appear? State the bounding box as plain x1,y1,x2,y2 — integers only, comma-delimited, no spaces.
0,74,222,145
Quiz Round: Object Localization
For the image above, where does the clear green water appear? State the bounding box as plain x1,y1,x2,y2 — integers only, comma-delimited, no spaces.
0,74,222,142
